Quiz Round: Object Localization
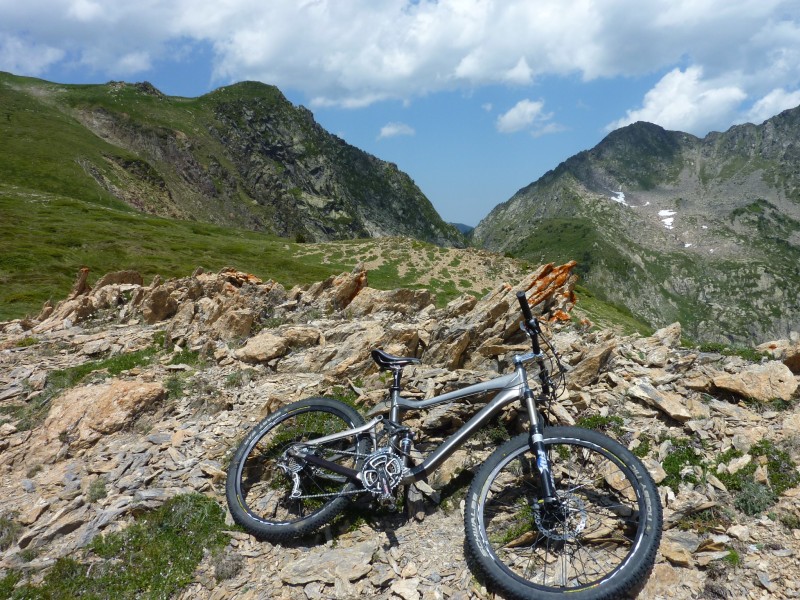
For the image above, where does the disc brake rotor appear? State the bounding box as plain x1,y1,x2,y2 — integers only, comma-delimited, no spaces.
533,492,587,541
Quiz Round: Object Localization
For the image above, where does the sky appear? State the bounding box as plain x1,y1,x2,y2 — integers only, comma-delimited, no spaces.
2,1,800,226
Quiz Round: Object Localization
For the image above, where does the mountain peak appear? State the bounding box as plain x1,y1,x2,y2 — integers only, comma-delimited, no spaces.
474,109,800,343
0,71,463,247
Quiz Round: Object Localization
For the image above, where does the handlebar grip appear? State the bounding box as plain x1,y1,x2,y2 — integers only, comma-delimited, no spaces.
516,291,534,323
516,291,542,354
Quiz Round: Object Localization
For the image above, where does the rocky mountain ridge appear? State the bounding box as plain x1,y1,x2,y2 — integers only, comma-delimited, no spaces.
473,108,800,345
1,265,800,598
0,72,462,246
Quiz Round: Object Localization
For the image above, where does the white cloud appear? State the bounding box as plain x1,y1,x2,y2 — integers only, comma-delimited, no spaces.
497,99,553,134
0,0,798,131
114,51,152,75
67,0,104,22
746,88,800,124
0,34,65,75
606,66,746,134
378,121,415,140
503,57,533,85
531,121,567,138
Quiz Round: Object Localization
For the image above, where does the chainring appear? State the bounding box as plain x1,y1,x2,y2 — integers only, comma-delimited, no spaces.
360,448,405,499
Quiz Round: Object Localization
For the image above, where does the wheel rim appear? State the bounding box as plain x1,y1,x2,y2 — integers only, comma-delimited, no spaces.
235,407,363,525
476,436,646,592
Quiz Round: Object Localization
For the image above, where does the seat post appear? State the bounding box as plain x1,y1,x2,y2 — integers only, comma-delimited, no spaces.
390,367,403,391
389,367,403,422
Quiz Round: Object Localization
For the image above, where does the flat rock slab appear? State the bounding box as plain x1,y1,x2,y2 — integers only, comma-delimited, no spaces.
713,361,798,402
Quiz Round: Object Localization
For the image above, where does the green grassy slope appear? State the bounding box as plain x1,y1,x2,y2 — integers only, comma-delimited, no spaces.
0,76,127,207
1,184,650,338
0,185,350,320
0,73,647,336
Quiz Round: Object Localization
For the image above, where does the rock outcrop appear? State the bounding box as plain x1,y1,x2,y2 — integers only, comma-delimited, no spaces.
1,264,799,599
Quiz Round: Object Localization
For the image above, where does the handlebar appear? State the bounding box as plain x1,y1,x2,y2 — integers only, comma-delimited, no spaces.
516,291,542,355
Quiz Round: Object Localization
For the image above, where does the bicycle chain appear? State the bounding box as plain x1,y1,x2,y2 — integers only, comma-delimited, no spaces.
289,447,372,500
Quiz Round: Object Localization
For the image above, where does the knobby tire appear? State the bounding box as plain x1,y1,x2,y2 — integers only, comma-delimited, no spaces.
226,397,367,542
464,426,662,600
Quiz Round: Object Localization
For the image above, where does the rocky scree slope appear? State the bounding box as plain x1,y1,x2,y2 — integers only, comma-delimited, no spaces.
0,72,462,246
1,265,800,599
473,108,800,345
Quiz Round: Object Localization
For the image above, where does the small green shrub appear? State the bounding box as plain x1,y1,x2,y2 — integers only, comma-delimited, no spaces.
14,346,163,431
697,342,767,362
734,480,777,516
10,494,230,599
676,506,733,534
257,316,285,330
779,511,800,530
716,439,800,516
662,437,705,492
224,368,257,388
14,336,38,348
714,447,751,491
757,398,795,411
19,548,38,563
164,374,186,398
0,571,22,597
0,512,21,551
212,550,244,582
87,478,107,503
632,435,652,458
723,548,742,568
25,464,43,478
479,417,511,445
576,414,625,438
168,348,204,366
152,330,168,348
330,385,361,412
751,439,800,495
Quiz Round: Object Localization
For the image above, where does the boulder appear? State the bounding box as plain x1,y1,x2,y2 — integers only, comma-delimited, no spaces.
235,331,289,363
302,265,368,311
212,308,255,341
568,342,616,388
41,380,166,452
280,539,378,585
141,286,179,324
347,287,432,316
93,270,144,289
757,338,800,374
627,382,693,422
712,361,798,402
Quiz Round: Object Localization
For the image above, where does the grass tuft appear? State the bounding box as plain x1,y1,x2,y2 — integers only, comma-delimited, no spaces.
6,494,230,599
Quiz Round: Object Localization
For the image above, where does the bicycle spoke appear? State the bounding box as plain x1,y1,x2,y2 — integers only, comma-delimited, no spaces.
469,430,658,594
227,398,369,540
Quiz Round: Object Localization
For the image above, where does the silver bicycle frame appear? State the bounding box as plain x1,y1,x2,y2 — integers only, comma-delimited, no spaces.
297,356,542,486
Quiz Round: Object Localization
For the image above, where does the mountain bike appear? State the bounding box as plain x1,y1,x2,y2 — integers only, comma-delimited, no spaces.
226,292,663,600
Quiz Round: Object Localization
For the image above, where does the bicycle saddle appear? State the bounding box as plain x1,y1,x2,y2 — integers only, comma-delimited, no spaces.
371,348,421,370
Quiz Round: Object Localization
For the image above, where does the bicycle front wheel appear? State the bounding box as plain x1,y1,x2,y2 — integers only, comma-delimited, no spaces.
465,426,662,600
226,397,368,542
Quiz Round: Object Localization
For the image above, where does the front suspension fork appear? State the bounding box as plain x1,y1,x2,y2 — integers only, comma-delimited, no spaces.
523,388,558,504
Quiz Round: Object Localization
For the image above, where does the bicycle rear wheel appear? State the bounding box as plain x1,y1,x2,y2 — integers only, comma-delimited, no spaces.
465,426,662,600
226,397,368,541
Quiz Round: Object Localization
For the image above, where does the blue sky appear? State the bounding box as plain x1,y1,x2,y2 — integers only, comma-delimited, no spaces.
2,1,800,226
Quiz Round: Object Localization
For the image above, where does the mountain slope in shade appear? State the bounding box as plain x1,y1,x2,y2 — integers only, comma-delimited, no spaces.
0,72,463,247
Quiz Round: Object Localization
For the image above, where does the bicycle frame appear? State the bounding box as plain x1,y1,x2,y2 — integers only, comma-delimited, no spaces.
293,352,548,488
